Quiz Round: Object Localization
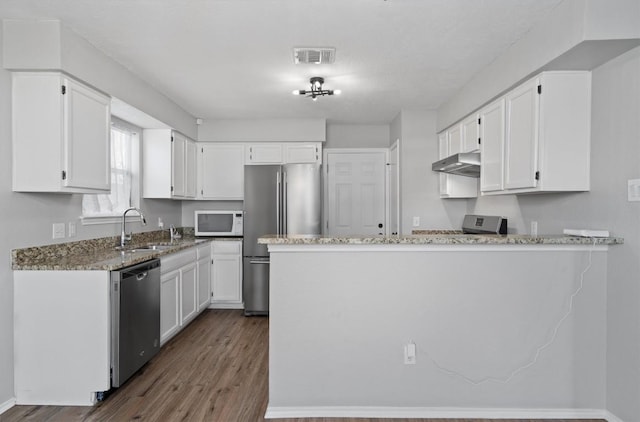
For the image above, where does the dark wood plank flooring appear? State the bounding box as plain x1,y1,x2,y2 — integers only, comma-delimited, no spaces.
1,309,606,422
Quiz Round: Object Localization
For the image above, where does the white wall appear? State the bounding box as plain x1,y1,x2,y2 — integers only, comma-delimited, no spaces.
269,245,608,415
325,124,389,149
0,21,185,410
437,0,640,131
467,45,640,422
393,109,468,234
3,20,197,139
197,118,325,142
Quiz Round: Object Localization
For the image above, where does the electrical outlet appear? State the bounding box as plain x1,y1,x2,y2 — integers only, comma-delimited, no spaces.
404,342,416,365
68,222,76,238
412,216,420,227
158,217,164,229
530,221,538,237
52,223,65,239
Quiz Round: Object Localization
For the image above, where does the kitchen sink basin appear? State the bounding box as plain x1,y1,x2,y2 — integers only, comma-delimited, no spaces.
138,244,174,251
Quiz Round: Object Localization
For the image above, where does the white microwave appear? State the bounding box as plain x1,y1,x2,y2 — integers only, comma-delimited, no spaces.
195,210,243,237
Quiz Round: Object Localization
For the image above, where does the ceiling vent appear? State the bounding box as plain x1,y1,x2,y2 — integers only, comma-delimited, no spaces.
293,47,336,64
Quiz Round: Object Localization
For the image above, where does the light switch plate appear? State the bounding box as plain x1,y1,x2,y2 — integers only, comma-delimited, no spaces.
52,223,65,239
628,179,640,202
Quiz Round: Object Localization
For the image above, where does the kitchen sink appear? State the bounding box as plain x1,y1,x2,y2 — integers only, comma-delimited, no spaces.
138,244,174,251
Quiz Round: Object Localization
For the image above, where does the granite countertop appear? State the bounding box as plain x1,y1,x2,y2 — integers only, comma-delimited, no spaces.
258,232,624,246
11,229,228,271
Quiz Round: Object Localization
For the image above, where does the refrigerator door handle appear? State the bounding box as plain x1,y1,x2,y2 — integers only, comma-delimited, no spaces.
276,170,281,235
249,259,270,265
283,171,288,235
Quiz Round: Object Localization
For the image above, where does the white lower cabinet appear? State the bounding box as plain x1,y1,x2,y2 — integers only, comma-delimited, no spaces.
160,268,181,345
180,262,198,326
197,243,212,311
160,244,210,346
210,240,243,309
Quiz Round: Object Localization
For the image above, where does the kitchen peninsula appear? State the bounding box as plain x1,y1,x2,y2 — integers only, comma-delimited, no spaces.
261,233,622,419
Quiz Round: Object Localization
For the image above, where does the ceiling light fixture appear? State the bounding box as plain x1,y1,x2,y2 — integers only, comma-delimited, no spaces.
292,77,341,101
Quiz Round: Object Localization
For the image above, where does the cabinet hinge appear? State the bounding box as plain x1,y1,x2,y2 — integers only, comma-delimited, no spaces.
478,137,481,145
535,171,540,181
478,118,481,125
61,85,66,95
171,186,174,192
61,170,67,180
537,85,542,95
171,136,174,142
326,220,329,229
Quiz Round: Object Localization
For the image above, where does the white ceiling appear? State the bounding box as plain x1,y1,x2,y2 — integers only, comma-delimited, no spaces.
0,0,563,124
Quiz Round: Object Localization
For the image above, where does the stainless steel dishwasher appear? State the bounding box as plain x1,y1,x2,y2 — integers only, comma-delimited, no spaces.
111,258,161,387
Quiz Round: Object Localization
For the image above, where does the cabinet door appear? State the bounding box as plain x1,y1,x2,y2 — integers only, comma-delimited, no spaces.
63,77,111,191
197,257,211,311
504,77,539,190
212,254,242,303
438,132,450,196
200,144,245,199
480,98,505,192
461,114,480,153
160,269,180,345
284,143,321,163
246,143,283,164
438,131,477,198
185,139,197,198
448,124,462,155
180,263,198,325
172,132,186,197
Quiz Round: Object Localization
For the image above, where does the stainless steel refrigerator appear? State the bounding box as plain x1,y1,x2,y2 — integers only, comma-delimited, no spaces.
243,163,321,316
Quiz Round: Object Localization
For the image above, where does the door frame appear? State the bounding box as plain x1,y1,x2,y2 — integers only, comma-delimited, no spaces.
322,148,390,236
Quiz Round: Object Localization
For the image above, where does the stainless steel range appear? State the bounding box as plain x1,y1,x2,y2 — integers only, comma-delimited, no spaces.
461,214,508,234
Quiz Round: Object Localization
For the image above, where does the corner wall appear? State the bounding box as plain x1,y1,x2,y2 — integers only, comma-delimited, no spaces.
0,21,185,411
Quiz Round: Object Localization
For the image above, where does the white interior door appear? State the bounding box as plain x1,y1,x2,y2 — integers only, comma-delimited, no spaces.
389,141,400,235
325,150,387,236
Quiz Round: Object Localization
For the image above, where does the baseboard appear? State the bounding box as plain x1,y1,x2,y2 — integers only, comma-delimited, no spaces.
208,303,243,309
264,405,609,420
0,397,16,415
604,410,625,422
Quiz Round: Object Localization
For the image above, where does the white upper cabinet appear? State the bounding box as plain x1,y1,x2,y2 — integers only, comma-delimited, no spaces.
12,72,111,193
284,143,322,163
143,129,196,199
245,143,283,164
484,71,591,195
437,130,478,199
461,113,481,152
245,142,322,165
504,77,540,190
199,143,245,200
479,98,505,192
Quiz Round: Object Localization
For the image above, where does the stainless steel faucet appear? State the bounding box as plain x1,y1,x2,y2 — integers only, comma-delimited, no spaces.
169,224,181,242
121,207,147,248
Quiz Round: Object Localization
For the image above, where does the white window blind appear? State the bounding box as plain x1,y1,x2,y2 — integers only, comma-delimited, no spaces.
82,124,138,218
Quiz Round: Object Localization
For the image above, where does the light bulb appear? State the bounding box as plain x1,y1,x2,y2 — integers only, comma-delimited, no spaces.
292,89,301,95
333,89,342,95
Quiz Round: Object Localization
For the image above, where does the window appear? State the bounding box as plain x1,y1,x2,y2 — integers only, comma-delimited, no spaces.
82,118,141,222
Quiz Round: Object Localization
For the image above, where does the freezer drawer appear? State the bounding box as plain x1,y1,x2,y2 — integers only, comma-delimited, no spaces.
243,257,269,316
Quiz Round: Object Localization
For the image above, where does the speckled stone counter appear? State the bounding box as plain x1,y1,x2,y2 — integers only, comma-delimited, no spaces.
258,233,624,246
11,229,238,271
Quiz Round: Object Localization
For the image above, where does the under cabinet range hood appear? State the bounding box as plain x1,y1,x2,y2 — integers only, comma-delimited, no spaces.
431,152,480,178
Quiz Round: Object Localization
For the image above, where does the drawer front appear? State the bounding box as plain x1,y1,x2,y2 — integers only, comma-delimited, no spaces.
212,241,242,254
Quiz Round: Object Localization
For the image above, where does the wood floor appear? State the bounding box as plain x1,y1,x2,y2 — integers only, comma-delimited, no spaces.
2,309,606,422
